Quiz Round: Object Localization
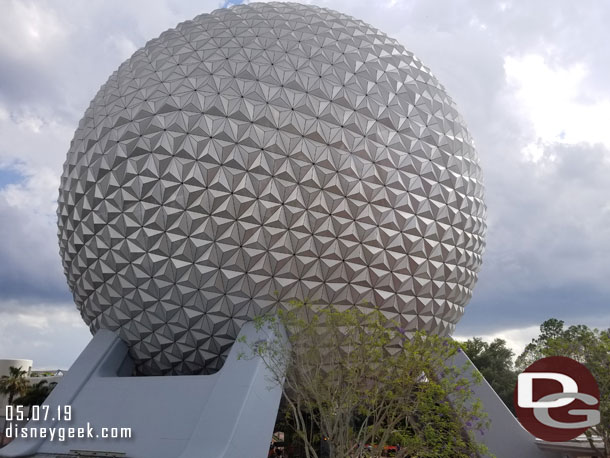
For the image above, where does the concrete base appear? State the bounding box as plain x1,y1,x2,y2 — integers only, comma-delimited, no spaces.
2,326,582,458
0,322,283,458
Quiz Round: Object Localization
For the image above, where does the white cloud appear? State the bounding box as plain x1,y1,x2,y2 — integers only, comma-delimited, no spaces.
104,35,138,62
455,325,540,360
0,1,69,61
0,302,91,370
505,54,610,156
0,104,74,175
0,166,69,302
2,168,58,213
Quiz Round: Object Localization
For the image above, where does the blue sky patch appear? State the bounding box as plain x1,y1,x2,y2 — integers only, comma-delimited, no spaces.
0,166,24,188
221,0,244,8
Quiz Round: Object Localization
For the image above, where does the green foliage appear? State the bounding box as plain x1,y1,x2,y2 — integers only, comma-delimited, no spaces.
0,366,28,407
245,301,491,458
0,366,29,445
516,318,600,369
517,319,610,456
460,337,517,412
14,380,56,409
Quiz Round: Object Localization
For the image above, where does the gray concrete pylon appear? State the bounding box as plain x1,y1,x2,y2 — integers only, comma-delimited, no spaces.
451,349,561,458
0,322,285,458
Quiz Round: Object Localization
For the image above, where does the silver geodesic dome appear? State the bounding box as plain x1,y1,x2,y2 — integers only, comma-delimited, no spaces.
57,2,486,375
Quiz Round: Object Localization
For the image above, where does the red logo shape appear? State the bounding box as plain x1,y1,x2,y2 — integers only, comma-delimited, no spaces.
514,356,600,441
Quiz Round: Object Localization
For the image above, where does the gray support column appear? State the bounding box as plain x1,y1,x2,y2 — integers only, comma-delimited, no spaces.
452,349,561,458
0,322,284,458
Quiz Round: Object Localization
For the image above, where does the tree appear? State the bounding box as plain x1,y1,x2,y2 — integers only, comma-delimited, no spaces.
243,301,490,458
516,318,598,369
0,366,29,446
460,337,517,412
517,319,610,457
14,380,57,414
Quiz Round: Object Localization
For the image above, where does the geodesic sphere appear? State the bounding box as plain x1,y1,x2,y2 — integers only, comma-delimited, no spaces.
57,2,486,375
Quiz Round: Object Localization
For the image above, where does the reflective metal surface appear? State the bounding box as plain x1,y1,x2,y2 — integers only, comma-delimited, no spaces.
58,2,486,375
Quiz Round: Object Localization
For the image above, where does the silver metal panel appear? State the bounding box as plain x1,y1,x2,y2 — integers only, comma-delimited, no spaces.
57,2,486,375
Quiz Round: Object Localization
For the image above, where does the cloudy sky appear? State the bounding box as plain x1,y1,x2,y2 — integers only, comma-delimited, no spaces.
1,0,609,369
